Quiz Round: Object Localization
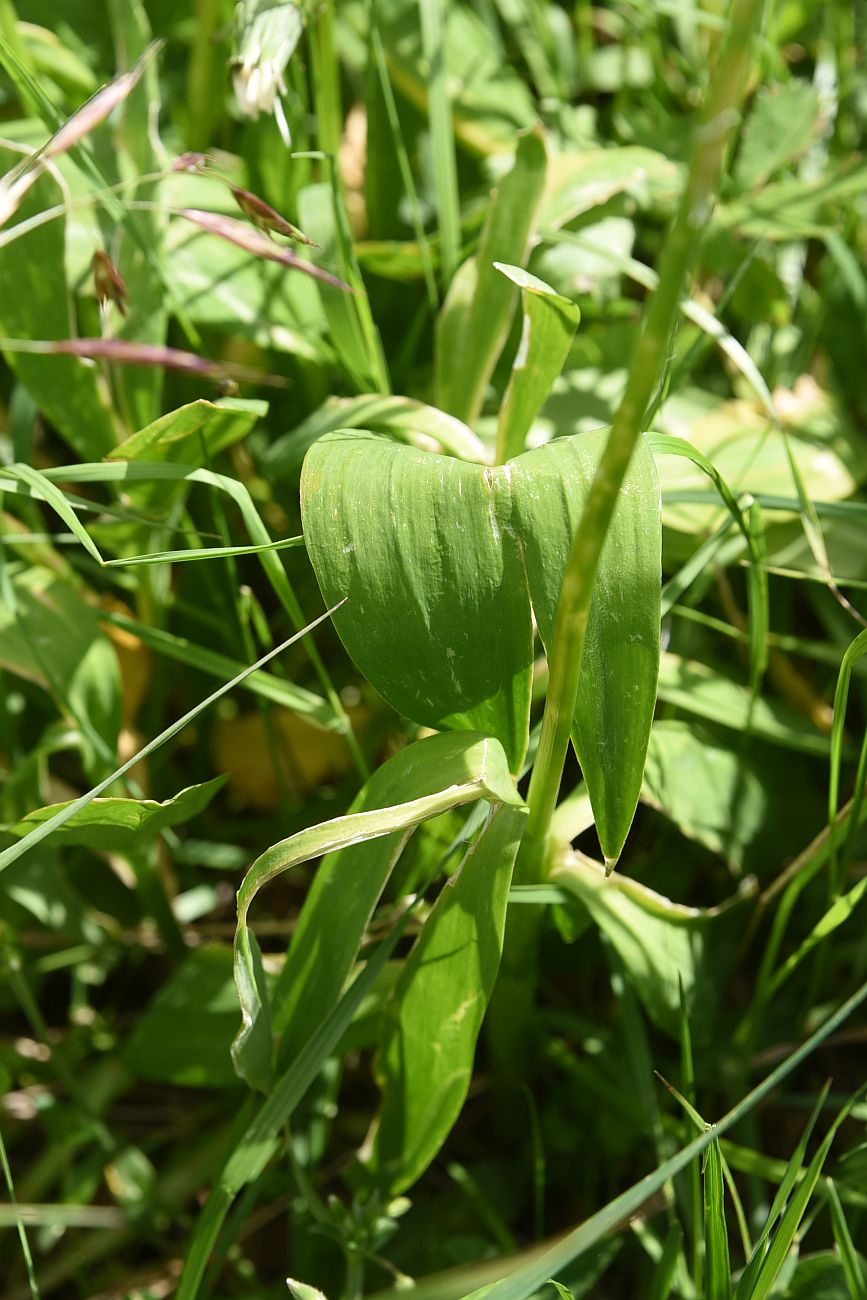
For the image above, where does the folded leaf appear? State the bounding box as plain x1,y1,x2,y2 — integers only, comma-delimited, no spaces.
302,426,661,856
302,432,535,773
272,731,523,1060
233,731,524,1089
493,262,580,463
435,126,547,426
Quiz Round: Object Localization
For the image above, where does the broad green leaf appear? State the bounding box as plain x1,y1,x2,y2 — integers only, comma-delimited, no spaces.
734,80,821,192
301,431,535,773
107,397,268,464
641,721,822,874
654,383,867,536
2,776,225,853
539,147,682,231
271,732,518,1058
302,428,661,853
435,127,547,426
657,654,831,757
703,1138,732,1300
233,732,524,1089
0,566,121,770
509,433,660,860
124,946,249,1088
0,166,118,458
369,801,527,1192
493,264,580,463
551,853,749,1036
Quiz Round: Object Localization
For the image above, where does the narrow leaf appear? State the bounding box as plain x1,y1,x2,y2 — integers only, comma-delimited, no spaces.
493,264,580,464
703,1137,732,1300
436,126,548,426
369,802,528,1191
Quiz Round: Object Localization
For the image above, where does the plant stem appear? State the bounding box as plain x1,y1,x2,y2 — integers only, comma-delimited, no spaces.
523,0,763,863
419,0,461,284
310,0,342,158
186,0,224,149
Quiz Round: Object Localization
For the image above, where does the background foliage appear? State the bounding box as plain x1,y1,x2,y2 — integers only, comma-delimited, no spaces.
1,0,867,1297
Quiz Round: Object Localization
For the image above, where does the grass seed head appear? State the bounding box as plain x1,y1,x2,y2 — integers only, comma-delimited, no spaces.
92,250,128,317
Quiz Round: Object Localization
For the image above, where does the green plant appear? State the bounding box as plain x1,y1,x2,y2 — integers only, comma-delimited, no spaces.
2,0,867,1297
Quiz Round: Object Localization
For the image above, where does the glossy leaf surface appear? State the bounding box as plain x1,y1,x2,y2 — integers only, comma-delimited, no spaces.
509,431,660,860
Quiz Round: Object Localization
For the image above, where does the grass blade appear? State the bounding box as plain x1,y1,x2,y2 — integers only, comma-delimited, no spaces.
419,0,460,284
827,1178,867,1300
176,900,416,1300
703,1138,732,1300
470,977,867,1300
0,603,341,876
